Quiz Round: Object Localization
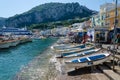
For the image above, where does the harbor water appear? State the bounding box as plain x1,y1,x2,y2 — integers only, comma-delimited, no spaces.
0,38,57,80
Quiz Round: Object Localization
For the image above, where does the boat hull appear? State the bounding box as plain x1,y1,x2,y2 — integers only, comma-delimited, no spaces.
65,53,111,69
0,42,11,48
19,38,32,44
10,40,20,47
65,56,110,68
56,48,101,59
56,46,95,57
53,44,85,50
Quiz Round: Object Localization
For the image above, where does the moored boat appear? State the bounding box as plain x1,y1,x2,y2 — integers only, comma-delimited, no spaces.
10,39,20,47
19,37,32,44
65,53,111,69
0,41,11,48
52,42,93,50
57,48,101,58
56,46,95,58
56,45,95,54
53,44,86,50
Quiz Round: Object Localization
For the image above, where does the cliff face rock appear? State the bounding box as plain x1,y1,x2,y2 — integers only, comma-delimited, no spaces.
4,2,96,28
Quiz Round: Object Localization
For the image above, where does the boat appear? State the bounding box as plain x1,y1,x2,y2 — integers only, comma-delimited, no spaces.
0,38,32,49
56,46,95,58
32,35,46,40
0,39,21,48
52,42,93,50
51,43,75,49
19,37,32,44
54,45,85,52
10,39,20,47
0,41,11,48
65,53,111,69
58,48,101,58
52,44,86,50
55,45,95,54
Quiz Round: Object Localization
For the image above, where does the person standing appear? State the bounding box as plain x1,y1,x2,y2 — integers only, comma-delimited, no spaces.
96,33,99,43
90,34,93,42
116,34,120,49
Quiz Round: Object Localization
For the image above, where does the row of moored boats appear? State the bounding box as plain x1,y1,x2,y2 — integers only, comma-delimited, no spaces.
0,37,32,49
51,41,111,69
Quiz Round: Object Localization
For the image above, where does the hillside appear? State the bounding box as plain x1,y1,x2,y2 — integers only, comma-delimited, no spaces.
4,2,97,28
0,17,6,28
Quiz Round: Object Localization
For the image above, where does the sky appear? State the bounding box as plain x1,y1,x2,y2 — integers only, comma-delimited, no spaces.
0,0,115,18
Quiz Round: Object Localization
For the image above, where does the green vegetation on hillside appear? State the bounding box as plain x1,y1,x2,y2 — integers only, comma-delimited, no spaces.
28,17,90,30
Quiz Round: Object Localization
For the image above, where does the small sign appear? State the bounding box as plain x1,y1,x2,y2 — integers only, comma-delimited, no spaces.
88,62,93,65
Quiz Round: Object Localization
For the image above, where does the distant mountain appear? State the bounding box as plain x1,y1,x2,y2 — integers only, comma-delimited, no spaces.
4,2,97,28
0,17,6,28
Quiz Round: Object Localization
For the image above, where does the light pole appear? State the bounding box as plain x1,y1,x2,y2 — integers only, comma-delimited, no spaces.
113,0,118,70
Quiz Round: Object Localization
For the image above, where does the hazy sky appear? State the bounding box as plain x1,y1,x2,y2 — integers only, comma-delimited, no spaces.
0,0,115,18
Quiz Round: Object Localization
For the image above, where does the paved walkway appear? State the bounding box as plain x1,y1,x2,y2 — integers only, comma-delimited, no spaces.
101,44,120,53
98,65,120,80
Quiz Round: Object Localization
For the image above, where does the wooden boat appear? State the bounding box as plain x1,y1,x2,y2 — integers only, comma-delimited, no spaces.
0,41,11,48
51,44,85,50
56,45,95,54
10,39,20,47
52,42,93,50
55,44,92,52
65,53,111,69
56,46,95,58
51,44,72,49
19,38,32,43
62,48,101,58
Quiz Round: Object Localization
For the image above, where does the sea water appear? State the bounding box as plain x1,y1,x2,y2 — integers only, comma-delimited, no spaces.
0,38,57,80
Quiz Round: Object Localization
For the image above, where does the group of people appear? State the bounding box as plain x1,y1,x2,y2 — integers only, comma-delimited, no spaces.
81,34,93,43
71,31,120,49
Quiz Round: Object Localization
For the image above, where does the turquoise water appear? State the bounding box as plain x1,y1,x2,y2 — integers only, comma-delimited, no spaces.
0,38,57,80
